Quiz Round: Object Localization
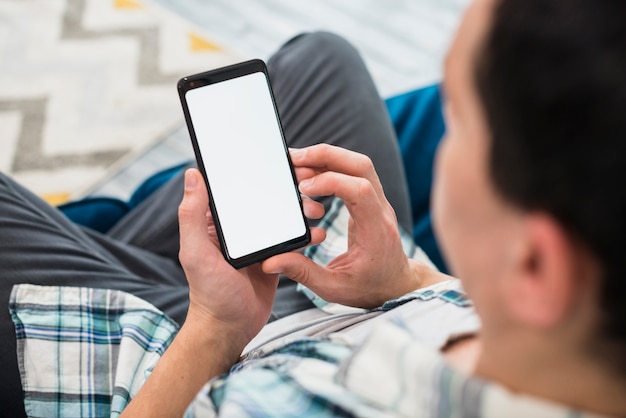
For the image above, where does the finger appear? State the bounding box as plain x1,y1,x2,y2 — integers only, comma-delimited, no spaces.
261,226,324,273
308,226,326,246
178,169,221,271
294,166,319,182
302,196,325,220
262,252,335,294
299,171,383,223
290,144,386,201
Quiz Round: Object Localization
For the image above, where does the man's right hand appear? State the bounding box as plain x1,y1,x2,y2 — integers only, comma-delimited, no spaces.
263,144,445,309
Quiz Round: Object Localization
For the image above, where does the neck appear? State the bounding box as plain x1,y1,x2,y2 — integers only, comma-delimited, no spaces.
474,338,626,417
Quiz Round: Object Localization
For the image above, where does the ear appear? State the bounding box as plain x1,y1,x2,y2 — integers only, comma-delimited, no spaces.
504,214,578,329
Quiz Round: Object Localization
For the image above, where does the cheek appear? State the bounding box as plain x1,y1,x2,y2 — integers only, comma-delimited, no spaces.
432,135,474,271
431,135,504,289
432,136,518,324
431,141,451,242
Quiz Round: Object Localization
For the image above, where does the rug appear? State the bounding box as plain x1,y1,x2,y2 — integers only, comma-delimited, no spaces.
0,0,239,203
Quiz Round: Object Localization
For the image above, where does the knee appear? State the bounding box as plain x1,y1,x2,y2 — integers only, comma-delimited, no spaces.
291,31,358,59
268,31,362,74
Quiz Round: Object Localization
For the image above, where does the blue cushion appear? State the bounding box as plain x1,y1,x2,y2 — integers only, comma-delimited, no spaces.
385,84,447,272
59,162,189,233
58,197,130,234
128,162,189,208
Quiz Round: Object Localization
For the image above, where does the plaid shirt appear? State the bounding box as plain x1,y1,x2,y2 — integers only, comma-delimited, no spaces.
187,320,608,418
9,199,606,417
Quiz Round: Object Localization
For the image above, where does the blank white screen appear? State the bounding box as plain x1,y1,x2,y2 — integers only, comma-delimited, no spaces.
186,72,306,260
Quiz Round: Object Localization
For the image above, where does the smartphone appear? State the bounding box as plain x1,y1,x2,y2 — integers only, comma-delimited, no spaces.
177,59,310,269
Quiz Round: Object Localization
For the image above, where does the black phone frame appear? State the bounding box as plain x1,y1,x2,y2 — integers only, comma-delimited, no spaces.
177,59,310,269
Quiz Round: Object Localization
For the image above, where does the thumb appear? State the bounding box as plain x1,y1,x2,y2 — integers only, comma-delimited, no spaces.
262,252,332,292
178,169,219,269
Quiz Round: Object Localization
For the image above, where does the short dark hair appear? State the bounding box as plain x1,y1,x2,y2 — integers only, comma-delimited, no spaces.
474,0,626,358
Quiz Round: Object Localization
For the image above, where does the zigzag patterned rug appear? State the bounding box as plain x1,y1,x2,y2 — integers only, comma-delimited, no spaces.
0,0,239,203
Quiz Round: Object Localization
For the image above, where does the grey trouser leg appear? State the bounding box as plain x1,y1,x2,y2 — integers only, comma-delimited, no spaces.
0,31,411,416
107,32,412,259
0,174,190,417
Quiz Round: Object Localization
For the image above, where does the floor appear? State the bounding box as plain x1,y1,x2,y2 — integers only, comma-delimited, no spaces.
0,0,239,201
93,0,470,200
150,0,469,97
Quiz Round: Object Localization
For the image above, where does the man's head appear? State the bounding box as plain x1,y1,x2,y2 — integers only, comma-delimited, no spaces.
432,0,626,409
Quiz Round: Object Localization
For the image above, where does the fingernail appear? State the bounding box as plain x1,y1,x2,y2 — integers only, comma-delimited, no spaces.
299,177,314,190
290,148,304,158
185,170,197,191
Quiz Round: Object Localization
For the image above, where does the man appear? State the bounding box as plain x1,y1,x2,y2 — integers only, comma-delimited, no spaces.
121,0,626,415
4,0,626,416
